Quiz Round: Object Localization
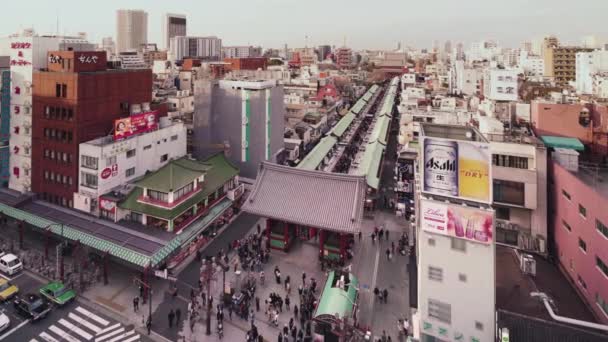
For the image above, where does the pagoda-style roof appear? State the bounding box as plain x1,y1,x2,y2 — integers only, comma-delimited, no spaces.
135,157,211,193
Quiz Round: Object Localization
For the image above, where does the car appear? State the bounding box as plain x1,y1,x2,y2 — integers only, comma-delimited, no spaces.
13,294,51,321
0,254,22,276
0,311,9,333
39,281,76,306
0,278,18,302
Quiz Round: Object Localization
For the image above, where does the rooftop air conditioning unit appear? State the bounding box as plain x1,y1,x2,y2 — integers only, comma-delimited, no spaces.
520,253,536,276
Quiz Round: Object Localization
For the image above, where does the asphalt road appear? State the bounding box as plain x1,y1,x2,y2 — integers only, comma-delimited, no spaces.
0,272,148,342
150,212,259,341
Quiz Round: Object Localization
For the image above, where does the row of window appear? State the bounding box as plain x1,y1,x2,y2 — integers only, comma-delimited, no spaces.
493,180,525,206
81,172,98,189
44,106,74,121
55,83,68,98
428,265,467,283
174,182,194,201
81,155,98,170
40,192,72,208
492,154,529,169
43,128,73,143
43,170,73,186
44,149,73,164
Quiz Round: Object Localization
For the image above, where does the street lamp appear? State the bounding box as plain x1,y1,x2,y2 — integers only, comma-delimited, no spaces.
134,262,153,333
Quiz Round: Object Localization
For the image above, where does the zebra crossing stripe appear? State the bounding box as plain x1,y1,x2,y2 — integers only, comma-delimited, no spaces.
29,339,39,342
48,325,80,342
39,332,59,342
106,330,135,342
121,334,140,342
96,323,121,336
75,306,110,326
68,312,102,334
95,327,125,342
59,318,94,340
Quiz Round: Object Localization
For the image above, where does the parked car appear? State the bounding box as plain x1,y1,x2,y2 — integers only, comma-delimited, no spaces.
0,311,9,333
0,254,22,276
13,294,51,321
0,278,18,301
39,281,76,306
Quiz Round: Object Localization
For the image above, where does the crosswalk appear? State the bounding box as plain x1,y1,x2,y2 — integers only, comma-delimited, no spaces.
28,306,140,342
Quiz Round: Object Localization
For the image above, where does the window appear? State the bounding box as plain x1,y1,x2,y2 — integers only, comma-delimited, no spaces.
81,172,98,189
597,220,608,239
562,189,571,201
577,274,587,290
428,238,436,246
143,145,152,150
106,156,116,166
44,106,50,118
428,298,451,324
171,135,178,141
597,256,608,278
81,155,98,170
148,190,168,202
597,293,608,317
125,167,135,177
496,207,510,220
579,238,587,252
475,321,484,331
61,84,67,98
459,273,467,282
44,171,49,180
451,238,466,252
160,154,168,162
493,180,525,206
428,266,443,282
55,83,61,97
563,219,572,232
492,154,529,169
174,182,194,201
579,204,587,218
67,109,73,121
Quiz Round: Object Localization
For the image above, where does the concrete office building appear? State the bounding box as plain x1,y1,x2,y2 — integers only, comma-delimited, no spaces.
544,46,593,86
483,68,519,102
169,36,222,62
116,9,148,53
192,79,285,180
575,50,608,95
162,13,186,50
222,46,262,59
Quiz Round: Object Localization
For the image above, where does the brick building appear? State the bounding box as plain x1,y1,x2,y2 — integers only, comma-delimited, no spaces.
224,57,268,71
32,51,152,207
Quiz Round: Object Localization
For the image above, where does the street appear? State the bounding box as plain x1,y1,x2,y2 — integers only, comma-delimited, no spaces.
0,271,149,342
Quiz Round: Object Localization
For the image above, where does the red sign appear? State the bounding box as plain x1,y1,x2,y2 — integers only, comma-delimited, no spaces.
99,198,116,214
114,111,158,141
11,42,31,49
100,168,112,179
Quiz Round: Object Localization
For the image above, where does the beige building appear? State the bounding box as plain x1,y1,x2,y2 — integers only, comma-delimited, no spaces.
116,9,148,53
544,45,593,85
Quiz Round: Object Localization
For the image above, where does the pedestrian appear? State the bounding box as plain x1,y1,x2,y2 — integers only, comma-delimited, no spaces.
386,248,390,260
391,241,395,255
257,224,261,235
139,285,144,298
379,229,384,240
294,304,299,319
285,296,290,311
291,326,297,340
146,316,151,335
374,287,380,299
168,309,175,328
275,266,282,284
176,308,181,324
302,272,306,285
278,332,283,342
383,288,389,303
285,275,290,291
298,284,303,297
371,233,376,244
387,336,392,342
229,305,233,320
283,324,289,335
289,317,294,330
286,282,291,295
382,330,387,342
358,231,362,241
133,296,139,312
386,229,389,241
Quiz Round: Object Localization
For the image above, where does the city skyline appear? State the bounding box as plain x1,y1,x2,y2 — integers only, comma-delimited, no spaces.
2,0,607,50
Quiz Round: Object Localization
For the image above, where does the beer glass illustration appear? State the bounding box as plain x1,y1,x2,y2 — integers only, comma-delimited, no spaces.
458,142,490,201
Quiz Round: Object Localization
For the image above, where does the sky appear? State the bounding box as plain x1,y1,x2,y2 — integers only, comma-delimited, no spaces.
2,0,608,50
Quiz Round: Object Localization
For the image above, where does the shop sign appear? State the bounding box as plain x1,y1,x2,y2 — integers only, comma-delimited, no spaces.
11,42,31,49
78,55,99,64
100,164,118,179
48,54,63,64
113,111,158,141
99,198,116,214
420,199,493,244
438,327,448,337
423,321,433,331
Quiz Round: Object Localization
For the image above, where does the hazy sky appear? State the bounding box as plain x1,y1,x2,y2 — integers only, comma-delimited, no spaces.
2,0,607,50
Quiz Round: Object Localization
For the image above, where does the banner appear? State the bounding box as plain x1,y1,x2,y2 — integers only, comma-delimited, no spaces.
422,137,491,203
99,198,116,214
114,111,158,141
420,199,493,245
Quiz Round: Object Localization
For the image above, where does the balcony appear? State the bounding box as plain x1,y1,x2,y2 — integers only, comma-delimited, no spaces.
138,187,202,210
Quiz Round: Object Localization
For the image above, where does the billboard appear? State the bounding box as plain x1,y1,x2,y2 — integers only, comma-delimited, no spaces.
420,199,493,245
422,137,491,203
114,111,158,141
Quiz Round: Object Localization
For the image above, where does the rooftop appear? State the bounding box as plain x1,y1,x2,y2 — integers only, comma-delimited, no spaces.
135,157,210,193
421,123,488,142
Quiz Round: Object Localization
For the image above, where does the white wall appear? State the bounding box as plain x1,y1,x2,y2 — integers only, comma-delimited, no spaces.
486,69,518,101
576,51,608,94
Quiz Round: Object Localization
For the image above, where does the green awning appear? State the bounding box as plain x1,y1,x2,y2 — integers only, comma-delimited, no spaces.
314,271,358,320
540,136,585,151
357,141,386,189
330,113,356,138
297,136,338,170
350,99,366,115
369,115,391,145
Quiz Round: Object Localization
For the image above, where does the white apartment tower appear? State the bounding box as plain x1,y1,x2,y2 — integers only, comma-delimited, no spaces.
116,9,148,53
162,13,186,50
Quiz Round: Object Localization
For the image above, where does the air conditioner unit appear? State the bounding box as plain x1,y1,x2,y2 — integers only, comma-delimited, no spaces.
520,253,536,276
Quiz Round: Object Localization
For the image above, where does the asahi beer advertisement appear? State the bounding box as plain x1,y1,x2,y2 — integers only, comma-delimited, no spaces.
422,137,491,203
421,199,493,245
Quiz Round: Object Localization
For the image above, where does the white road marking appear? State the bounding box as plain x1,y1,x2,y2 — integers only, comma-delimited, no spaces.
48,325,80,342
0,318,29,340
95,327,124,342
39,332,59,342
96,323,120,336
29,339,39,342
76,306,109,326
107,330,135,342
368,246,380,308
68,312,102,334
59,318,93,340
121,334,140,342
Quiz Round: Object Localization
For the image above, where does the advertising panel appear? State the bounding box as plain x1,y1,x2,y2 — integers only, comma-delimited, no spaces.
420,199,493,245
99,198,116,214
422,137,491,203
113,111,158,141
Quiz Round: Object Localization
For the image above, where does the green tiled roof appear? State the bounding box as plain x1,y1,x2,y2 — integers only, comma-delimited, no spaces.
314,271,358,319
357,141,386,189
540,136,584,151
136,157,211,193
369,115,391,145
297,136,338,170
350,99,366,115
120,154,239,220
330,113,356,138
0,203,151,268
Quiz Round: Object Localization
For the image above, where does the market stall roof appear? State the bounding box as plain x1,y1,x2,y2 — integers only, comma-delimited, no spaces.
297,136,338,170
243,162,366,234
314,271,358,320
330,113,356,138
540,136,584,151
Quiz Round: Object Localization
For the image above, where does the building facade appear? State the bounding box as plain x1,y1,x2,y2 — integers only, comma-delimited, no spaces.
544,46,594,86
162,13,186,51
575,50,608,95
74,119,187,217
222,46,262,59
169,36,222,62
0,60,9,187
31,51,152,207
484,69,518,101
192,80,285,180
116,9,148,53
318,45,331,61
336,47,353,68
224,57,268,71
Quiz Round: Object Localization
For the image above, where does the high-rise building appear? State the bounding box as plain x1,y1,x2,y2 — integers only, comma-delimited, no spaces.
335,47,353,68
544,46,594,86
317,45,331,61
222,46,262,59
101,37,115,57
31,50,152,207
0,57,9,187
169,36,222,61
116,9,148,53
162,13,186,51
444,40,452,55
575,50,608,94
541,36,559,58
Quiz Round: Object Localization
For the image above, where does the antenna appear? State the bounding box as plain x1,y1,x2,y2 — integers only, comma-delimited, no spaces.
305,35,308,49
56,15,59,36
